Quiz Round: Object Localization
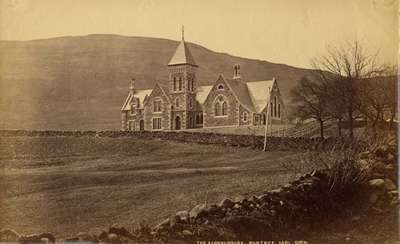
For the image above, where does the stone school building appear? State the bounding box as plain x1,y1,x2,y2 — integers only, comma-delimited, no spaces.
121,32,285,131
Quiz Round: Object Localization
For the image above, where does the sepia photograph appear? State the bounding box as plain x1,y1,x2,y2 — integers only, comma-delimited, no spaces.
0,0,398,243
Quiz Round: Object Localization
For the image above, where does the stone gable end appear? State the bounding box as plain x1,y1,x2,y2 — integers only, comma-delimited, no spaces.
143,85,171,131
203,76,239,127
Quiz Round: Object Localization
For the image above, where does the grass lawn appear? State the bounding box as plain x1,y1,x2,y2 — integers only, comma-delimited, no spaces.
0,136,305,238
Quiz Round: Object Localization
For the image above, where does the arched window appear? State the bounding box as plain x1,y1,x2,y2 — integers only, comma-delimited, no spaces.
270,102,273,117
274,96,277,117
189,97,193,109
222,102,227,116
214,95,228,117
178,77,182,91
173,77,177,91
175,97,180,108
130,103,136,115
243,111,248,122
218,84,224,90
214,102,221,116
278,103,281,118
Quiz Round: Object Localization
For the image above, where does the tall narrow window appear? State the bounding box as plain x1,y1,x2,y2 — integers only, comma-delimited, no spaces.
189,97,193,109
175,98,180,108
178,77,182,91
270,103,273,117
274,96,277,117
243,112,248,122
214,103,221,116
222,102,227,116
173,77,177,91
278,104,281,118
130,104,136,115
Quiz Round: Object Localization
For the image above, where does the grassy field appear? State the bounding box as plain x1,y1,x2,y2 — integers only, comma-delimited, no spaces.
0,136,305,238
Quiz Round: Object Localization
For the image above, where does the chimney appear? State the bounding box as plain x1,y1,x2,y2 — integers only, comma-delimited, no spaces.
233,64,241,80
129,78,136,94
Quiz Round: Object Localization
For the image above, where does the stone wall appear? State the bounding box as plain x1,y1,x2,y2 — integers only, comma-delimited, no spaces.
0,130,363,152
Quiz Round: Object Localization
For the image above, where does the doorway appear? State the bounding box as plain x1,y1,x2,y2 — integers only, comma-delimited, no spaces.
175,116,181,130
139,120,144,131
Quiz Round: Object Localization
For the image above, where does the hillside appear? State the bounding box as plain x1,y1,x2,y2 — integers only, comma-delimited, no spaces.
0,34,311,130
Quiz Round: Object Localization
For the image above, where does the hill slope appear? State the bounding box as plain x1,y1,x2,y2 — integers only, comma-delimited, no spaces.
0,34,311,130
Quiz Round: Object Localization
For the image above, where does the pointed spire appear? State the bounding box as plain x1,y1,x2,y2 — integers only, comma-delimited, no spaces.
168,26,198,67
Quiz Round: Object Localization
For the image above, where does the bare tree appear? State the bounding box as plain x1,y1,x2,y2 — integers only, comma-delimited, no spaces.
291,76,331,138
309,69,346,137
311,41,388,138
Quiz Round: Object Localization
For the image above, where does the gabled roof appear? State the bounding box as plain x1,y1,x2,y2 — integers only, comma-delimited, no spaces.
157,83,172,103
168,39,198,67
196,85,213,104
121,89,152,111
224,76,256,113
247,79,275,113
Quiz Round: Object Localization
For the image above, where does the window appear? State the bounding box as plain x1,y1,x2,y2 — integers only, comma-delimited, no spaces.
173,77,177,91
178,77,182,91
175,97,180,108
243,112,248,122
274,96,277,117
189,117,193,128
222,102,227,116
278,103,281,118
214,103,221,116
270,102,273,117
191,78,194,91
189,97,193,109
188,78,192,91
152,118,162,130
217,84,224,90
130,103,136,115
153,99,162,112
214,95,228,117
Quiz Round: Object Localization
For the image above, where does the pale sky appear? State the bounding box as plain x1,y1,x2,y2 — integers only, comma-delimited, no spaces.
0,0,397,68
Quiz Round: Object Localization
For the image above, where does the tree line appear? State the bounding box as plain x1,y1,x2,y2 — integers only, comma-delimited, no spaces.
291,41,396,139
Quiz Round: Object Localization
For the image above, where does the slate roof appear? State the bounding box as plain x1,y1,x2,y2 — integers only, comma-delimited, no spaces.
157,83,172,102
121,89,152,111
247,79,276,113
168,39,198,67
121,78,277,113
196,85,213,104
224,78,257,113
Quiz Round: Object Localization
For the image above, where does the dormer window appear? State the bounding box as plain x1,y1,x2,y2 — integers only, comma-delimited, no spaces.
153,99,162,112
130,103,136,115
217,84,224,90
